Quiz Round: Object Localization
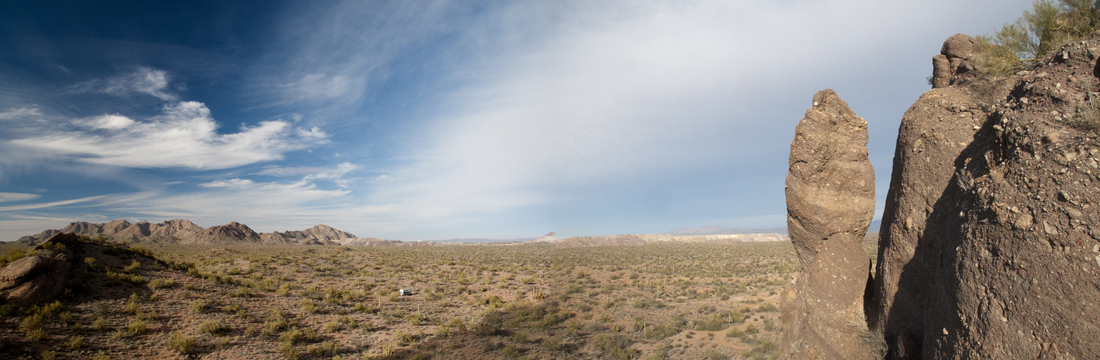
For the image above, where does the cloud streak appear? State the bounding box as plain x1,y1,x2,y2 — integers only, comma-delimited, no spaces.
0,192,40,203
0,195,111,211
9,101,329,169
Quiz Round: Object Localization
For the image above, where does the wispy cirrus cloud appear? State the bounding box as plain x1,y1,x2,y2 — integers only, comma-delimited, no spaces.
9,101,329,169
256,162,359,188
0,192,40,203
72,67,178,101
257,162,358,178
0,107,42,120
0,195,111,211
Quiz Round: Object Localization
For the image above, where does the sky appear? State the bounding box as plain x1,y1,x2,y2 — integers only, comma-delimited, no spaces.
0,0,1035,241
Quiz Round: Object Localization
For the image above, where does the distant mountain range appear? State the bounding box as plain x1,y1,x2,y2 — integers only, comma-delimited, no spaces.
534,232,787,246
665,222,884,236
16,219,360,246
665,225,788,235
16,220,800,247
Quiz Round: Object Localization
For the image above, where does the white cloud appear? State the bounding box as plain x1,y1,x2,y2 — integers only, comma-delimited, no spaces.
9,101,329,169
200,178,255,188
256,162,359,187
0,195,110,211
90,114,135,130
0,107,42,120
0,192,40,203
100,67,177,101
304,162,358,179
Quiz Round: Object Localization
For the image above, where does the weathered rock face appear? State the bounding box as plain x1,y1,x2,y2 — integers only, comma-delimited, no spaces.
780,89,876,360
865,81,994,359
0,233,79,307
785,89,877,269
868,32,1100,358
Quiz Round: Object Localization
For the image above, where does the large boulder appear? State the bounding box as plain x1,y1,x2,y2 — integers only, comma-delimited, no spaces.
780,89,877,360
0,233,79,307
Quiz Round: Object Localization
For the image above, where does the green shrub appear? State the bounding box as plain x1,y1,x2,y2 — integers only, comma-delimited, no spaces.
92,318,109,331
233,286,252,298
166,331,195,354
128,319,147,335
501,344,521,358
67,335,84,350
21,314,44,335
189,299,207,314
198,320,224,335
123,260,141,273
0,248,29,267
591,333,638,360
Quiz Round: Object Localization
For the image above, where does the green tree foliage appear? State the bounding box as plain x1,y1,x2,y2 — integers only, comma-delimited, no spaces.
979,0,1100,74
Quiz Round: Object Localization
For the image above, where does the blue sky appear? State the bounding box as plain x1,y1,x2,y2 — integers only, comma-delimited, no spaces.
0,0,1033,241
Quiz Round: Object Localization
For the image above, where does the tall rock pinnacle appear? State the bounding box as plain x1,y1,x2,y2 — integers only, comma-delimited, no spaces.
780,89,877,360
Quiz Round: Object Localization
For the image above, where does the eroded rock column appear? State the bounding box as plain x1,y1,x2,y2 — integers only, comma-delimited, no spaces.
780,89,876,360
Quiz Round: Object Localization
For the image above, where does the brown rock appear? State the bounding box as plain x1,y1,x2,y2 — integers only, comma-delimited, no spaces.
932,55,951,88
940,33,975,60
3,261,70,307
785,89,876,268
0,256,55,286
1,233,79,307
780,89,876,360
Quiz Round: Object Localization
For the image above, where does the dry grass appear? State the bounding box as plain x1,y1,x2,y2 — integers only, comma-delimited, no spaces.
0,238,809,359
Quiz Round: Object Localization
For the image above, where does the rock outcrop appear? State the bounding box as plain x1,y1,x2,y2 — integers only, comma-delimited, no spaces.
0,233,79,307
783,32,1100,358
780,89,877,360
841,32,1100,359
866,34,997,358
932,34,978,89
